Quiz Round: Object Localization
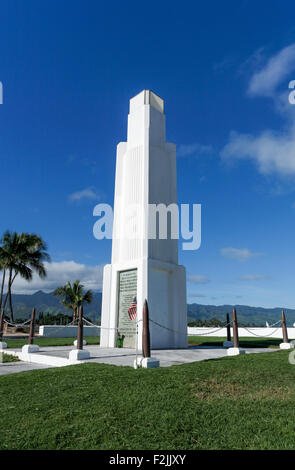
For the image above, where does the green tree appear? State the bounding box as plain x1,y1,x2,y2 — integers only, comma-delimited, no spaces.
53,280,93,320
0,231,50,322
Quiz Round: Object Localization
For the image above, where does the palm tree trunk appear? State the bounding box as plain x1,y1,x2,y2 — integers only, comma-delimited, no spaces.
8,286,14,323
1,269,13,316
1,290,9,315
7,271,19,323
0,268,6,311
8,268,14,323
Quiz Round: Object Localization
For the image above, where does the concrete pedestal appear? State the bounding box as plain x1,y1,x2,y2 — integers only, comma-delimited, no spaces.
69,349,90,361
0,341,7,350
22,344,40,353
142,357,160,368
73,339,87,347
227,347,246,356
223,341,234,348
280,342,294,350
134,356,160,368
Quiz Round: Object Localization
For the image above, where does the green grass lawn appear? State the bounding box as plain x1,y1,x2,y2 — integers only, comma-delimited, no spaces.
5,336,100,349
1,350,295,450
188,336,281,348
5,335,281,349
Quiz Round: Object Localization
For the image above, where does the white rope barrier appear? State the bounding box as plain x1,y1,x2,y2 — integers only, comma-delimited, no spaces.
149,318,233,337
6,312,284,341
4,319,31,327
243,326,282,338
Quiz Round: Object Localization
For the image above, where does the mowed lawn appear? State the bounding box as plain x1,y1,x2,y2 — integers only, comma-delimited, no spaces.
4,336,100,349
188,336,282,348
1,350,295,450
5,335,281,349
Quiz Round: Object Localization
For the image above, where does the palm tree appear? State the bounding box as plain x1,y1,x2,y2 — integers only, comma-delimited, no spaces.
54,280,93,320
0,247,8,313
0,231,50,322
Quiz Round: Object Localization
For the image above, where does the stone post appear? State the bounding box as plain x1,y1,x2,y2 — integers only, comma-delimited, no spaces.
282,310,288,343
232,308,239,348
22,307,40,353
28,307,36,345
134,299,159,368
227,308,245,356
280,310,294,350
223,312,233,348
69,305,90,361
77,306,84,350
142,299,151,358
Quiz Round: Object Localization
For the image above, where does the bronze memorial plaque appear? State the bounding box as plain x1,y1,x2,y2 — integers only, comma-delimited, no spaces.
117,269,137,348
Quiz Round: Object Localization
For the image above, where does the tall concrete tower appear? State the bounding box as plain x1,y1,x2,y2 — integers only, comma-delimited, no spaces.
100,90,187,349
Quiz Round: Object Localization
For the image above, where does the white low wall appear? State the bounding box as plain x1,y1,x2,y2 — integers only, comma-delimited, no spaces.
38,325,295,340
187,326,295,340
39,325,100,338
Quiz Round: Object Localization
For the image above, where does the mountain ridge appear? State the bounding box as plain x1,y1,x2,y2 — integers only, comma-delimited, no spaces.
4,291,295,326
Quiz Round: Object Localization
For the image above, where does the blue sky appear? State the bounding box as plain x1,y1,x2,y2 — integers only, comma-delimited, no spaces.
1,0,295,307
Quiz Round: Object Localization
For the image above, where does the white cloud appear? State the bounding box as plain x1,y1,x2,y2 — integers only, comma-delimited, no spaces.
177,143,212,158
188,275,210,284
68,187,101,202
10,261,104,294
248,43,295,97
238,47,266,77
221,44,295,180
221,129,295,177
220,247,262,262
238,275,271,281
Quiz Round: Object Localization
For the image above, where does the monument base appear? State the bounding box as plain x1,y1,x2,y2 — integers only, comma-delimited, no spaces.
69,349,90,361
223,341,234,348
227,347,246,356
0,341,7,350
134,356,160,368
73,339,87,347
22,344,40,353
101,259,187,350
280,342,294,350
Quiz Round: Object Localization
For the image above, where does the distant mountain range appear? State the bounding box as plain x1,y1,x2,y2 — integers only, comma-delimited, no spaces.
187,304,295,326
5,291,295,326
8,290,102,323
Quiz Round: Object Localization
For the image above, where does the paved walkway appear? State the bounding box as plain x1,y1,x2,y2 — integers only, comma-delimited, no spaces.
0,361,53,376
0,345,279,375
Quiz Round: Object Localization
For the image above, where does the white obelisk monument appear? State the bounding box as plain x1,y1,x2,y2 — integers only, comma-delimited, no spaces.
100,90,187,349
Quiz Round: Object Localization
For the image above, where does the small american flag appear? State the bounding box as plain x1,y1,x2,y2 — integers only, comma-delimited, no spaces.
128,296,137,320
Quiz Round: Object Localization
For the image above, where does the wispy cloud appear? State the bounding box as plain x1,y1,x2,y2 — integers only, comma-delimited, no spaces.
221,129,295,178
68,187,101,203
220,247,263,262
11,261,104,294
178,143,213,158
188,275,210,284
238,47,266,77
221,43,295,180
248,44,295,97
238,275,271,281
